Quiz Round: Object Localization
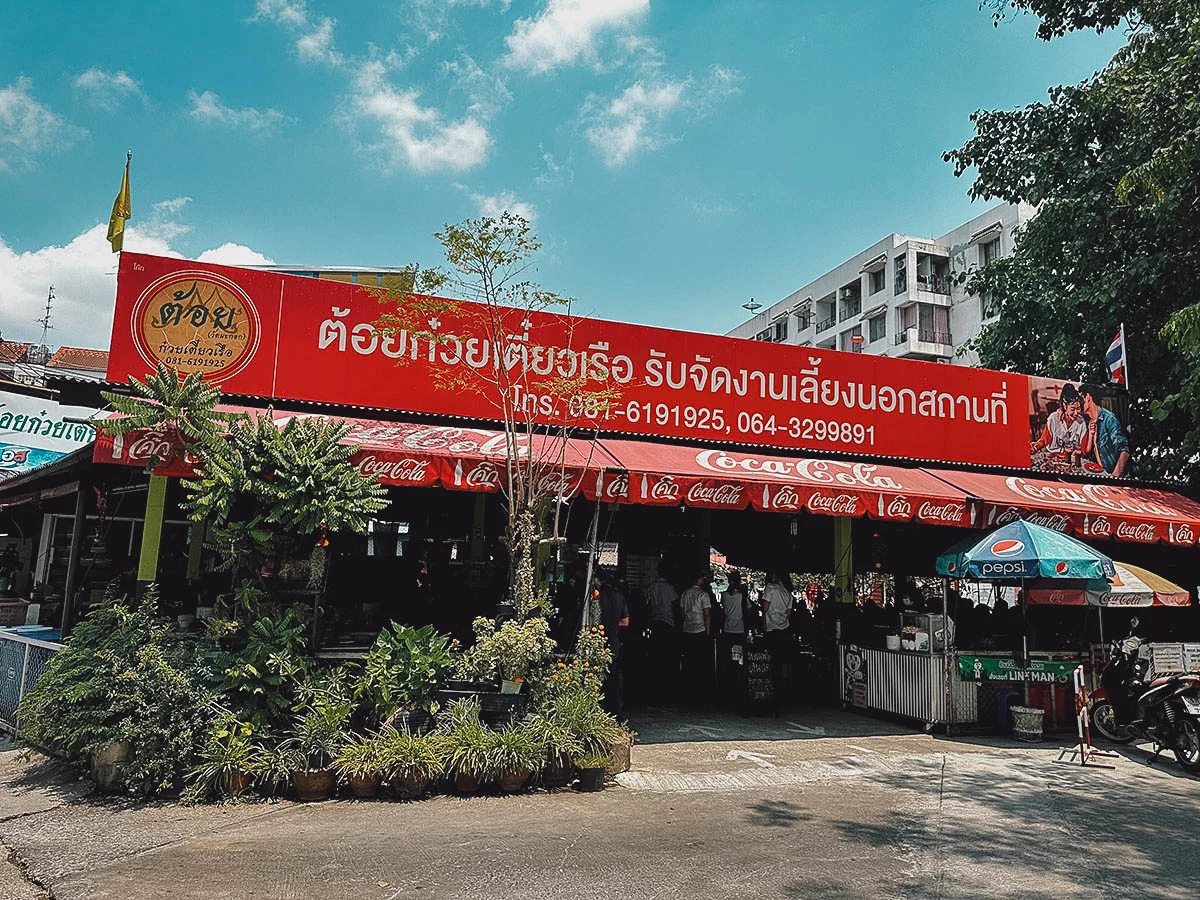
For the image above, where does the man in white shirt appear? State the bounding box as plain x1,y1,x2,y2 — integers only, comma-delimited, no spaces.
680,571,713,700
646,575,679,629
761,573,794,705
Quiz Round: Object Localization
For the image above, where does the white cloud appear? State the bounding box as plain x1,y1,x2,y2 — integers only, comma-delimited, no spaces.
583,66,743,167
0,223,272,350
197,243,275,266
533,147,573,187
584,79,685,167
349,61,490,173
153,196,192,216
72,69,144,110
188,90,292,134
442,54,512,119
254,0,343,67
504,0,649,75
470,190,536,224
0,78,85,171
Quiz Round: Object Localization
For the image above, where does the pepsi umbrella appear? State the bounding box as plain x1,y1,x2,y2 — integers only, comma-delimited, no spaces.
934,537,979,577
962,521,1116,582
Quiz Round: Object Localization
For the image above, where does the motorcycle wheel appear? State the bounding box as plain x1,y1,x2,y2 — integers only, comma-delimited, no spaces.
1173,716,1200,773
1091,701,1135,744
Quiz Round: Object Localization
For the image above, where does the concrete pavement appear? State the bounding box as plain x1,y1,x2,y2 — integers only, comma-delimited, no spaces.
2,712,1198,899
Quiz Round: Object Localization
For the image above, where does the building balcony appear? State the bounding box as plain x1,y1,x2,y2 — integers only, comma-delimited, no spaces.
894,327,954,358
815,313,837,332
915,273,951,295
838,303,862,322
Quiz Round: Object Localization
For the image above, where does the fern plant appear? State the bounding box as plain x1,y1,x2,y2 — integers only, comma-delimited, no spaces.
99,364,241,465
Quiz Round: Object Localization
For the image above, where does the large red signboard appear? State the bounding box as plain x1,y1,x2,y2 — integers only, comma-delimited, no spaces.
108,253,1033,468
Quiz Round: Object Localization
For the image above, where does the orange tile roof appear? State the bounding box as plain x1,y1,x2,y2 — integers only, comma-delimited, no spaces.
46,346,109,372
0,341,32,364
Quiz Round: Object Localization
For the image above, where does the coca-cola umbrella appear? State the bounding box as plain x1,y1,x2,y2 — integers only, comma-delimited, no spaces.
1026,562,1190,608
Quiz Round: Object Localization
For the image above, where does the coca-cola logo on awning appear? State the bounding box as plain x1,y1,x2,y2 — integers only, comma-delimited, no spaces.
685,482,745,507
769,485,802,511
401,426,524,458
649,476,681,502
356,455,432,483
603,472,629,500
805,492,859,515
464,461,501,488
695,450,903,489
1115,521,1157,542
1004,476,1180,519
534,471,577,498
1088,515,1113,537
1171,523,1196,545
885,496,912,519
917,501,964,524
994,507,1069,532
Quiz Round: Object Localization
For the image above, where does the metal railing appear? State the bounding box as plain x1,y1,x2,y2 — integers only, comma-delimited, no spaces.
838,303,862,322
815,314,836,332
0,632,63,736
915,275,951,295
895,328,953,346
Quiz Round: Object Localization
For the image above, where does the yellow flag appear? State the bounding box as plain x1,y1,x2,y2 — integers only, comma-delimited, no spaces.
107,153,131,253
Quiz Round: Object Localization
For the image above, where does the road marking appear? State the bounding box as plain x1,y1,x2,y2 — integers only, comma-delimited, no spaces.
787,722,827,736
678,724,722,738
726,750,778,768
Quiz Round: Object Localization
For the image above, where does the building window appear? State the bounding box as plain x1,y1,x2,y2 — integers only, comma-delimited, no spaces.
894,256,907,295
796,310,812,331
981,294,1001,319
980,236,1001,266
754,329,770,341
869,268,886,295
868,314,886,343
773,319,788,342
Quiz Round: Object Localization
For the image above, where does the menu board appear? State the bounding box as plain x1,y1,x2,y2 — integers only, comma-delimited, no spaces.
745,645,776,711
1181,643,1200,674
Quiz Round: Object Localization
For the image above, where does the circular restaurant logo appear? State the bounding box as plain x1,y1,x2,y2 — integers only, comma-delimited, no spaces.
130,271,261,384
1054,561,1070,575
990,539,1025,557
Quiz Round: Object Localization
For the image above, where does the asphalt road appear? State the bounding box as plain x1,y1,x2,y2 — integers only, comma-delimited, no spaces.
2,713,1198,900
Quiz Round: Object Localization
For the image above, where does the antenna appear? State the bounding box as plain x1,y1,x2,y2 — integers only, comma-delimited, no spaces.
36,286,54,346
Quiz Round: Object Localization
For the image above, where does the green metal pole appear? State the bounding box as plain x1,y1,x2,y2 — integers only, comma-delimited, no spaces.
137,475,168,586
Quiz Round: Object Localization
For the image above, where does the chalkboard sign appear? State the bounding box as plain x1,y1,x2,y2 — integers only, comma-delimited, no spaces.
744,645,776,712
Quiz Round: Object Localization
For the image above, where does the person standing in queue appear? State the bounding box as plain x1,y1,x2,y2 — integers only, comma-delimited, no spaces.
645,569,680,701
762,573,794,704
679,570,714,703
596,574,630,718
718,572,748,705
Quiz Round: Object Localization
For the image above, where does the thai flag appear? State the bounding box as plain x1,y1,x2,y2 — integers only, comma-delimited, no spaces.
1105,326,1126,386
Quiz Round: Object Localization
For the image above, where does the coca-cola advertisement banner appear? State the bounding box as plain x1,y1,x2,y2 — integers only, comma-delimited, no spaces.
108,253,1033,469
1027,376,1132,478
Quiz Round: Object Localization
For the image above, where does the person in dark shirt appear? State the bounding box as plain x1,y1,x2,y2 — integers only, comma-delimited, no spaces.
597,574,630,717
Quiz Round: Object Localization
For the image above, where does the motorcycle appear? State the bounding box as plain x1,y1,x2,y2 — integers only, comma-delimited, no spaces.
1090,618,1200,773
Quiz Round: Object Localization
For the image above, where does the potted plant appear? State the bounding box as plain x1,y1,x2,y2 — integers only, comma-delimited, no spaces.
187,718,261,800
487,725,545,793
285,703,348,801
574,754,610,792
90,738,133,793
439,698,495,795
457,617,555,694
358,624,455,733
526,708,582,790
379,728,444,800
335,731,386,799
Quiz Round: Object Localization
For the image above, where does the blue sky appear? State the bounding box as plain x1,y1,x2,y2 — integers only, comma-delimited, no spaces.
1,1,1123,349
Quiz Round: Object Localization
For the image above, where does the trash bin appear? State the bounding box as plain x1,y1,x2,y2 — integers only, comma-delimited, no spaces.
1010,705,1045,742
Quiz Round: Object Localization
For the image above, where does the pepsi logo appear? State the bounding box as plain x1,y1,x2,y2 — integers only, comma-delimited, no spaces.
990,539,1025,557
947,562,957,573
1054,561,1069,575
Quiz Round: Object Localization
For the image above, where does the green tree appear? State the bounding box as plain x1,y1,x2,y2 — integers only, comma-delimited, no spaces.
946,0,1200,484
374,214,619,620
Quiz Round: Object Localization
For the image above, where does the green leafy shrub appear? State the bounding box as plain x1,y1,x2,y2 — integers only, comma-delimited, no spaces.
486,725,545,778
438,697,496,782
17,588,216,796
215,606,310,731
377,728,445,783
358,623,455,719
185,716,263,800
335,730,388,781
457,616,555,684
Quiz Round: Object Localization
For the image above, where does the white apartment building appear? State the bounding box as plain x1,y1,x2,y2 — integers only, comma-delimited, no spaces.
727,202,1036,366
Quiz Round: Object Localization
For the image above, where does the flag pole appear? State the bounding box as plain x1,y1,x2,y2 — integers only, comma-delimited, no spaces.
1121,322,1130,391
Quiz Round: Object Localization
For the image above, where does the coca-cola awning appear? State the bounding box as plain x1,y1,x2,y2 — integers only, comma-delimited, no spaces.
596,438,970,524
931,470,1200,547
93,409,625,501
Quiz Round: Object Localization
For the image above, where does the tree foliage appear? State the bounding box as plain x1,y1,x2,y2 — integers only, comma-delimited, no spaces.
947,0,1200,484
181,412,389,576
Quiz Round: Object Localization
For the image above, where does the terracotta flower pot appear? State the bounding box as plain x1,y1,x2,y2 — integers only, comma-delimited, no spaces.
90,741,132,792
498,770,531,793
576,766,606,792
348,773,382,799
388,772,432,801
607,736,632,775
227,769,253,796
292,769,336,802
454,773,480,795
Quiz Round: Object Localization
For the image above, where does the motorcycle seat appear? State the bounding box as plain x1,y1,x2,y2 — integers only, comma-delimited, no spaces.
1148,674,1200,689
